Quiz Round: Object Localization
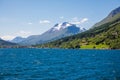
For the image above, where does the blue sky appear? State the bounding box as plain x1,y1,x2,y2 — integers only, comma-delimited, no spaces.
0,0,120,40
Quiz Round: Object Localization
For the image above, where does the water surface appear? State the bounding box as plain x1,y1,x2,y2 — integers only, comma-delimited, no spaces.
0,48,120,80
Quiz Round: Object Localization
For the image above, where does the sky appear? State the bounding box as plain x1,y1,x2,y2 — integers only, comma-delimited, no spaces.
0,0,120,40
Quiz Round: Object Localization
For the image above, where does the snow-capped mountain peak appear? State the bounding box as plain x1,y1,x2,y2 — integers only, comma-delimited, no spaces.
53,23,63,31
19,22,86,45
52,22,74,31
79,27,86,31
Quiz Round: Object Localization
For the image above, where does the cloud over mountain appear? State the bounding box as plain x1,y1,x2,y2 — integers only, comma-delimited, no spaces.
39,20,51,24
71,18,88,25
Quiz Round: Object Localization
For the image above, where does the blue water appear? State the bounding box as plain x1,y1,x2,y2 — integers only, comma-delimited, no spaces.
0,48,120,80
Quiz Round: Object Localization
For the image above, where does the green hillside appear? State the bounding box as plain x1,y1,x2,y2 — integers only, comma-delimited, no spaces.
34,7,120,49
34,18,120,49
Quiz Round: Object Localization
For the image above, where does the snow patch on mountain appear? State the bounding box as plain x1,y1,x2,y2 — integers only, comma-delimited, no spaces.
51,22,84,32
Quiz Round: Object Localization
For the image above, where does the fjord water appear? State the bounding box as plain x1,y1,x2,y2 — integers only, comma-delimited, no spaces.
0,49,120,80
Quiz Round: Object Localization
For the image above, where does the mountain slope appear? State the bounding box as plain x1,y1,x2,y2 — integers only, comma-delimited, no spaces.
93,6,120,28
0,38,17,47
20,22,86,45
36,7,120,49
11,36,26,43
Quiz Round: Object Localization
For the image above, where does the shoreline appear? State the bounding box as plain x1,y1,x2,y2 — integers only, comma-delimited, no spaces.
0,47,119,50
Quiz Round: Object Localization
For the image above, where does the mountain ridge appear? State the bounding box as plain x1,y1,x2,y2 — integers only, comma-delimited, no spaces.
19,22,86,45
10,36,26,43
92,6,120,28
35,6,120,49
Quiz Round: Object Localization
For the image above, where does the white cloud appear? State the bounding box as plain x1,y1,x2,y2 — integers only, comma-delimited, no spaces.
17,30,31,37
39,20,50,24
81,18,88,23
28,22,33,25
72,17,78,21
1,30,32,40
19,30,31,34
71,18,88,25
11,30,32,39
1,35,15,40
71,21,81,25
59,16,64,19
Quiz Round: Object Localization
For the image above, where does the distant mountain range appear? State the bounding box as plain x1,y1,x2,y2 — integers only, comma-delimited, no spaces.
36,6,120,49
10,36,26,43
15,22,86,45
1,6,120,49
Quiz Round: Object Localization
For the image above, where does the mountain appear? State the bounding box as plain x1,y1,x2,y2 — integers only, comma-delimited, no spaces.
19,22,86,45
35,6,120,49
93,6,120,28
0,38,17,47
11,36,26,43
